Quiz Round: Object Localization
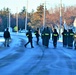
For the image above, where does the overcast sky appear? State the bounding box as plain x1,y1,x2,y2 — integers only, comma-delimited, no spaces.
0,0,76,13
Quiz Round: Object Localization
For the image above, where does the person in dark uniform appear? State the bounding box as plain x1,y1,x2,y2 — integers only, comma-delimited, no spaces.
67,29,74,48
74,33,76,49
62,29,68,47
34,28,40,45
41,28,46,45
52,29,59,48
3,28,11,47
24,29,34,48
44,27,50,48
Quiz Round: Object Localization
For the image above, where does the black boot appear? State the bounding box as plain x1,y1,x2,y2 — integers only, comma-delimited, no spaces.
24,44,26,47
7,45,9,47
31,46,34,48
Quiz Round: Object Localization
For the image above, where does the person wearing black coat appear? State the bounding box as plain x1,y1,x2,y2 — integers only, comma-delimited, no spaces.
52,29,59,48
3,28,10,47
67,29,74,48
24,29,34,48
44,27,50,48
41,28,46,46
74,33,76,49
62,29,68,47
34,28,40,45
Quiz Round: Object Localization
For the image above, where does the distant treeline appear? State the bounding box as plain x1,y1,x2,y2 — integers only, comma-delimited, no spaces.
0,5,76,31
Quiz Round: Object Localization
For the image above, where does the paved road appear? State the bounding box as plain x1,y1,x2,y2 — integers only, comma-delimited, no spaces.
0,34,76,75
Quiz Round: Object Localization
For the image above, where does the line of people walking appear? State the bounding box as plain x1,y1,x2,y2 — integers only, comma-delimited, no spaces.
24,27,76,49
41,27,51,48
3,27,76,49
41,27,59,48
62,28,75,49
24,27,59,48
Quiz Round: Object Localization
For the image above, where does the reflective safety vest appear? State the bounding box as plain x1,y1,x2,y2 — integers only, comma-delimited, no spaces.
42,34,44,36
26,34,29,36
34,32,36,35
74,34,76,41
45,33,49,36
70,33,73,35
53,34,57,36
64,34,67,35
74,35,76,37
26,32,29,37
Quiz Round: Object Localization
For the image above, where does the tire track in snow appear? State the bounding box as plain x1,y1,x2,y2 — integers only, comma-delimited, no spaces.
13,41,46,75
48,40,72,69
0,33,26,59
26,44,46,74
0,37,45,75
23,42,61,75
56,47,76,73
8,40,46,75
0,38,25,68
48,46,76,74
0,37,27,75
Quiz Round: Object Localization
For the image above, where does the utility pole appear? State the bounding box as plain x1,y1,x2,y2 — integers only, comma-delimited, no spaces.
16,7,18,33
59,0,62,36
43,0,46,29
9,11,10,32
7,12,8,28
25,0,28,31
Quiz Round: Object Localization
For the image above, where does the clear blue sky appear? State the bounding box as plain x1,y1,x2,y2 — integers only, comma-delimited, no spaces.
0,0,76,14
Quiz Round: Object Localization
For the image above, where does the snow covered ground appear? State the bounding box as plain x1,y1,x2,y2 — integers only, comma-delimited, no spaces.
0,32,76,75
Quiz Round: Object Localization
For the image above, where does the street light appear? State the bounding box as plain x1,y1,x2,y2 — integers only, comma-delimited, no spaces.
16,7,18,33
59,0,62,36
43,0,46,29
6,8,11,32
25,0,28,31
8,10,10,32
41,0,50,29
